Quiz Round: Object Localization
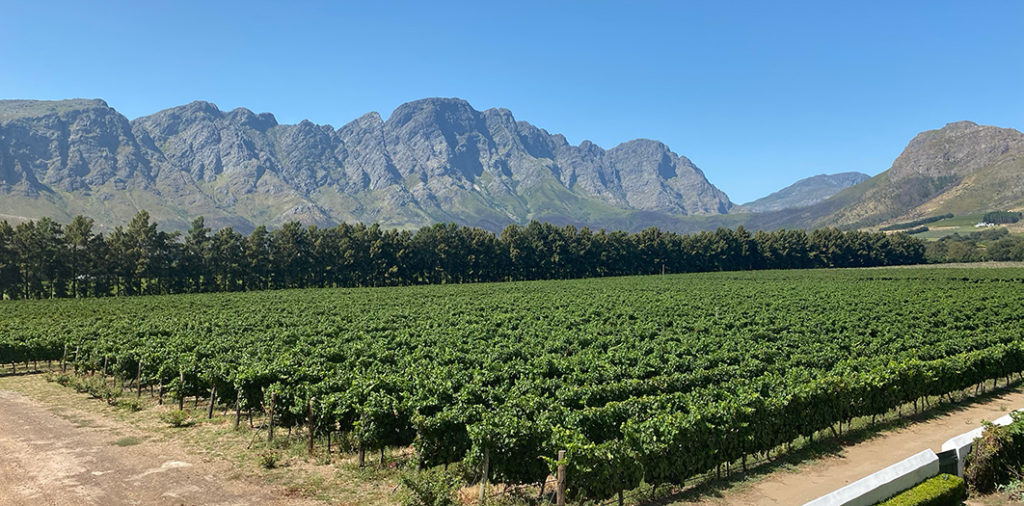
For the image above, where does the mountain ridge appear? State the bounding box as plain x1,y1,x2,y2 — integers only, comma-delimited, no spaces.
2,98,1022,234
736,172,870,213
0,97,733,232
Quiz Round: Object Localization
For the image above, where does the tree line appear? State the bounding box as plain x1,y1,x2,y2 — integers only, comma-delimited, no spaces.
982,211,1022,225
0,211,926,299
925,227,1024,263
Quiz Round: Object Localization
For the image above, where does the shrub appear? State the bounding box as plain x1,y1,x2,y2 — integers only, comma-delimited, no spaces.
117,398,142,412
399,468,462,506
159,409,193,428
258,451,280,469
997,479,1024,501
48,372,72,386
877,473,966,506
964,413,1024,494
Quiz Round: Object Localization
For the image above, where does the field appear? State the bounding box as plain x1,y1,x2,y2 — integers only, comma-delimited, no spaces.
906,213,1024,240
3,267,1024,502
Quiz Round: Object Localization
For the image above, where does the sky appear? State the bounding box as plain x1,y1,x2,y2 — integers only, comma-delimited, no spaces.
1,1,1021,203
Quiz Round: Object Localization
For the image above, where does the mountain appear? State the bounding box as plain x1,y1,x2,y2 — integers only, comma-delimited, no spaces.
736,172,869,213
0,98,732,232
3,99,1020,235
742,121,1024,231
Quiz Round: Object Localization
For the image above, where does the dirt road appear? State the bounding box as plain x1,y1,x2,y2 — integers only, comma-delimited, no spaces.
0,387,317,506
691,387,1024,505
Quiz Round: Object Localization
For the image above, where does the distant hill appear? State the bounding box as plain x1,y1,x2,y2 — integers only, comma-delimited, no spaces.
743,121,1024,231
0,98,732,232
736,172,870,213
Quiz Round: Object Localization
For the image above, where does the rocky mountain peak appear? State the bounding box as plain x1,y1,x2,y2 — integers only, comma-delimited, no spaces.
888,121,1024,181
0,99,152,193
0,99,110,121
386,97,486,137
226,107,278,131
943,120,979,130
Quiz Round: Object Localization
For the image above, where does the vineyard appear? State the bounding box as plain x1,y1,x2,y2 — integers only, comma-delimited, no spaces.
2,266,1024,502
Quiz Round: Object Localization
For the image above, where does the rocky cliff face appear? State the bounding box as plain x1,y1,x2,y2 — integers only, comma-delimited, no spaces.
0,99,154,194
0,97,734,231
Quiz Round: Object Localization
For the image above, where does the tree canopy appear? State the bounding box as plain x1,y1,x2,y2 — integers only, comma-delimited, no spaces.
0,211,926,299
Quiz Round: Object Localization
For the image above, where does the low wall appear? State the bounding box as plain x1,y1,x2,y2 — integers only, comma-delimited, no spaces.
940,427,986,477
803,449,939,506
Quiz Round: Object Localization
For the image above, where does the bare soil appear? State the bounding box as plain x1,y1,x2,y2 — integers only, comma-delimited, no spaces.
0,377,324,506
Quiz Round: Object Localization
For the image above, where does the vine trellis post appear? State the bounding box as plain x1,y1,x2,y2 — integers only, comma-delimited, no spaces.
556,449,566,506
307,397,316,455
267,392,276,442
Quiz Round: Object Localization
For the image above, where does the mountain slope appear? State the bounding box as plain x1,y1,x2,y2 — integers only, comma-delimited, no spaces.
743,121,1024,231
737,172,869,213
826,121,1024,228
0,98,733,231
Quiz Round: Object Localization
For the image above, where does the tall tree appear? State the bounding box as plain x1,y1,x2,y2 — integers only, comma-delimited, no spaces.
184,217,213,292
211,227,245,291
0,221,18,299
65,215,98,297
271,222,309,289
245,225,273,290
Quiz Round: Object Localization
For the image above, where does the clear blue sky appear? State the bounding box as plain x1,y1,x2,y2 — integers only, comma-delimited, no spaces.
1,1,1021,203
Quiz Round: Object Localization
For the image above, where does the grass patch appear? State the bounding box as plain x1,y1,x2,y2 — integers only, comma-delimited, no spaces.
113,436,143,447
929,213,987,227
159,409,194,428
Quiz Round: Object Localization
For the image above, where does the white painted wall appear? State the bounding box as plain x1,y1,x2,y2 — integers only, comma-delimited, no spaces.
803,449,939,506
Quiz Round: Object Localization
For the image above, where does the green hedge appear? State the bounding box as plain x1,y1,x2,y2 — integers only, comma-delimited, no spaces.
877,474,966,506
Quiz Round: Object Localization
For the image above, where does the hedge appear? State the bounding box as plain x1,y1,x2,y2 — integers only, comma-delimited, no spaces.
877,474,966,506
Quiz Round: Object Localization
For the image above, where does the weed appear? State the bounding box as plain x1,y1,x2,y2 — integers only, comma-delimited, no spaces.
259,450,281,469
160,409,194,427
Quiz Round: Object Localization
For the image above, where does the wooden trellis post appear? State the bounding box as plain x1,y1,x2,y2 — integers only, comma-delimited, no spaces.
267,392,276,442
556,449,566,506
234,389,242,429
207,381,216,419
479,448,489,503
135,360,143,398
307,397,316,455
178,369,185,410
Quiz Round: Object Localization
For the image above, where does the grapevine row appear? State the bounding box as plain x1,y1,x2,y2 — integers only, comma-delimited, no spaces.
1,267,1023,501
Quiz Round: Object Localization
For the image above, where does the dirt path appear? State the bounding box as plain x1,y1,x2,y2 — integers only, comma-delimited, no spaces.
0,387,319,506
689,387,1024,505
